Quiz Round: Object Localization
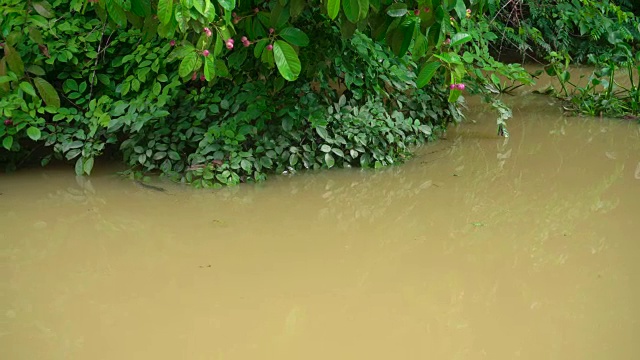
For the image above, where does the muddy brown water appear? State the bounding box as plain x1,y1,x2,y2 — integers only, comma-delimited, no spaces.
1,94,640,359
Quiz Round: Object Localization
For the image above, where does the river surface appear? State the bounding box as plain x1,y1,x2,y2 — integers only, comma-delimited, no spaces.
1,93,640,359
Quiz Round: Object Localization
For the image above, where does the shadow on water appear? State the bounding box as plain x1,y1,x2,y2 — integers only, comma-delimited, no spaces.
1,94,639,359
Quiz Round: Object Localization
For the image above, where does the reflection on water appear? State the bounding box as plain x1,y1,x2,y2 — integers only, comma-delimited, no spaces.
1,95,639,359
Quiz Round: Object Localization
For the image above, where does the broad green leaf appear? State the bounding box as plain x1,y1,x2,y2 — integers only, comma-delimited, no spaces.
181,0,193,9
4,44,24,77
26,65,46,76
389,19,415,56
343,0,360,23
240,159,252,172
29,28,44,45
193,0,205,14
290,0,305,17
27,126,41,141
316,126,329,140
32,1,54,18
270,4,290,29
34,77,60,109
273,40,301,81
75,158,84,176
454,0,466,20
450,32,472,47
327,0,340,19
215,59,229,77
412,33,428,61
358,0,369,20
106,0,127,27
416,61,441,88
179,52,198,78
20,82,37,96
325,153,335,168
386,3,407,17
83,157,95,175
2,136,13,150
448,88,461,103
216,0,235,12
204,56,215,81
157,0,173,25
203,0,215,21
131,0,152,16
279,28,309,47
320,144,332,152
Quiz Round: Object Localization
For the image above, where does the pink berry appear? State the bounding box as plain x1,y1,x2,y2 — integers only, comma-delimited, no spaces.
170,40,176,46
202,49,210,56
204,27,212,37
200,75,206,81
424,7,430,12
241,36,247,42
267,44,273,51
449,84,456,90
226,42,234,50
192,72,198,80
228,38,234,44
4,118,13,126
269,28,275,34
414,9,420,15
456,83,466,90
444,38,451,45
466,9,471,13
243,40,250,47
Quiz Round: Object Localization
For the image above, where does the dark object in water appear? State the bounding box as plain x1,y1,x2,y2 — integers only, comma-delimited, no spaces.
134,180,167,192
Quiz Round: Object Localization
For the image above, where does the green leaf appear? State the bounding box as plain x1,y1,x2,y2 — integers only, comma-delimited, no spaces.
83,157,95,175
157,0,173,25
193,0,205,14
390,19,415,56
203,0,215,21
270,4,290,29
343,0,360,23
273,40,301,81
204,56,215,81
327,0,340,19
358,0,369,20
240,159,252,172
4,44,24,77
20,82,37,97
216,0,235,12
131,0,152,16
454,0,466,20
157,74,169,82
416,61,441,88
412,33,428,61
386,3,407,17
316,126,329,140
29,28,44,45
279,28,309,47
26,65,46,76
27,127,41,141
32,1,54,18
320,144,332,152
179,52,198,78
290,0,305,18
181,0,193,9
325,153,335,168
2,136,13,150
75,157,84,176
450,32,472,47
34,77,60,109
106,0,127,27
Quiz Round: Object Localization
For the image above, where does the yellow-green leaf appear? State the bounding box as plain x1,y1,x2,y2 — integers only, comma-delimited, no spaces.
157,0,173,25
416,61,441,88
327,0,340,20
20,82,37,96
179,52,198,78
33,77,61,109
273,40,301,81
343,0,360,23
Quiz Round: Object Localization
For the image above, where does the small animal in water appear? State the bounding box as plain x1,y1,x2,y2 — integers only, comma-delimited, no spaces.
134,180,167,192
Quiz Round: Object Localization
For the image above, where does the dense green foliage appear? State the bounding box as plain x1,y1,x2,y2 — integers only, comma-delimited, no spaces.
1,0,534,185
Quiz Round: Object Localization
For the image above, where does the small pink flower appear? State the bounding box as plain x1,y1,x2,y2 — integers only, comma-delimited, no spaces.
243,40,251,47
269,28,275,34
444,38,451,45
226,41,234,50
466,9,471,13
203,49,210,56
204,27,212,37
170,40,176,46
456,83,466,90
241,36,248,42
200,75,206,81
228,38,235,44
449,84,456,90
267,44,273,51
